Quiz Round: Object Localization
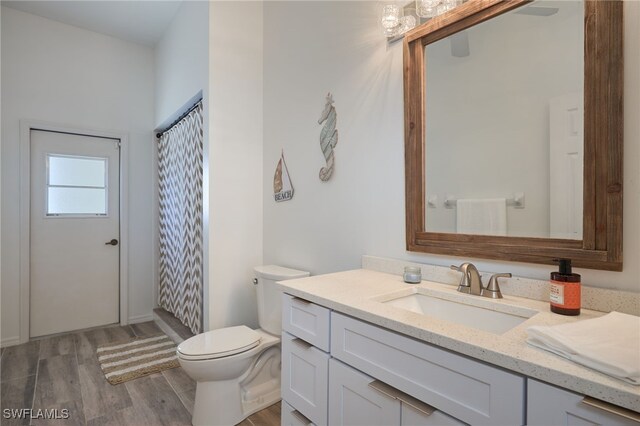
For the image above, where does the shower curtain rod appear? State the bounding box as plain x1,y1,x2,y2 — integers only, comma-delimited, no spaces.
156,99,202,139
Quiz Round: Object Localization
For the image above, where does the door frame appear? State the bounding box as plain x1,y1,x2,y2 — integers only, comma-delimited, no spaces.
19,120,130,344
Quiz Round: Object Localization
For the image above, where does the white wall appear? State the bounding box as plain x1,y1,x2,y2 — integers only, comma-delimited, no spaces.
208,1,264,330
155,1,209,129
1,7,156,344
425,2,583,237
263,1,640,293
153,0,210,328
153,1,264,332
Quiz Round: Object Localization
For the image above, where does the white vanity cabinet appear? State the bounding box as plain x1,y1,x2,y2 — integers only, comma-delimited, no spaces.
527,379,640,426
329,312,525,425
281,293,525,426
281,294,331,425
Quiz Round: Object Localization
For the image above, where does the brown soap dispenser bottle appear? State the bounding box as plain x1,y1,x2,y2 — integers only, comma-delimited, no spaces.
549,258,581,316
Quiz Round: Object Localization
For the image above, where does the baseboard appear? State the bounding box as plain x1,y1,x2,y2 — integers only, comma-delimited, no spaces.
1,336,21,348
128,313,154,324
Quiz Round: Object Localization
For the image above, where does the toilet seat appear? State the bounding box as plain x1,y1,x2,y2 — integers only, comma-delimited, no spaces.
177,325,261,361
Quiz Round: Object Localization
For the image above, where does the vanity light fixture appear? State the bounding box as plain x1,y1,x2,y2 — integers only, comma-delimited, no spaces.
381,0,465,43
416,0,464,18
380,2,417,39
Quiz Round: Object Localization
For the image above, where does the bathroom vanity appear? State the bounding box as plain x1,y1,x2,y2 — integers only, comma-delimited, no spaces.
278,269,640,426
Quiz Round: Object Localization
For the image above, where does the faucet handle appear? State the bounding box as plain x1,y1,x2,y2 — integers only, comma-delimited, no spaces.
482,273,511,299
451,263,472,294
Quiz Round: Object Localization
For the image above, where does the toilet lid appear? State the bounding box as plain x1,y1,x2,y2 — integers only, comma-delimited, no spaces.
177,326,261,360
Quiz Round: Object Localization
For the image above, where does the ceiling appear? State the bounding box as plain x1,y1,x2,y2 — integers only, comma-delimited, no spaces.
2,0,182,46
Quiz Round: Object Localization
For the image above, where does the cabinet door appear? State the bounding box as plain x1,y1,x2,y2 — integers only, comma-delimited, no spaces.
329,358,401,426
282,332,329,425
527,379,640,426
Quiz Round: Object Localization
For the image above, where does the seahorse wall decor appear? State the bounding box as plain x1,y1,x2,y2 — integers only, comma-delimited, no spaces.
317,92,338,181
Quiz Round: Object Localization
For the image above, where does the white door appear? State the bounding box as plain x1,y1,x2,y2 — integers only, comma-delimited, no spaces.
30,129,120,337
550,93,584,240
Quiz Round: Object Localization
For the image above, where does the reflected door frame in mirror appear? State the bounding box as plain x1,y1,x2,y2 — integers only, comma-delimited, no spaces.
404,0,623,270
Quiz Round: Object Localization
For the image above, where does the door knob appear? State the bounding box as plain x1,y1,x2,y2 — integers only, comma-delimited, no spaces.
105,239,118,246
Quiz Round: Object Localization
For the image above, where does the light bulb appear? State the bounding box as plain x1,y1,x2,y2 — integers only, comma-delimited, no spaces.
398,15,417,34
380,4,401,29
416,0,441,18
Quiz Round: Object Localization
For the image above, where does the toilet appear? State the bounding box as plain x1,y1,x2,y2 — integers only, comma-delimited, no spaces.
177,265,309,426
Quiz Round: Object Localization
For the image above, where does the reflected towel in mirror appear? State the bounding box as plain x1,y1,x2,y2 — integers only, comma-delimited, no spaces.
456,198,507,236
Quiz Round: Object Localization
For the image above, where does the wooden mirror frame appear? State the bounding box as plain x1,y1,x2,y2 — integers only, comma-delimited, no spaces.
404,0,623,271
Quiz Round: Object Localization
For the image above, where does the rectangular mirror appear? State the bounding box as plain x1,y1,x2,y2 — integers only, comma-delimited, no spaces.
403,0,623,270
425,1,584,239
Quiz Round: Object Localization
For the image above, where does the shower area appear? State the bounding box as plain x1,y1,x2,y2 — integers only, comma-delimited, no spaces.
157,101,204,335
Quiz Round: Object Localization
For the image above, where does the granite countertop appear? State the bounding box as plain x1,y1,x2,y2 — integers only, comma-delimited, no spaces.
276,268,640,412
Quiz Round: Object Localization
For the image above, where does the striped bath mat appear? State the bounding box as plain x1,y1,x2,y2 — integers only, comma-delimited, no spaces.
97,334,179,385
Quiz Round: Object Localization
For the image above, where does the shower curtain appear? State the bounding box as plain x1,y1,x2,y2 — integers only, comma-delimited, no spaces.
158,102,203,334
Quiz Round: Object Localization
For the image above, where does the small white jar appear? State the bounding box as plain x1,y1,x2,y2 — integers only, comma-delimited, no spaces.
403,266,422,284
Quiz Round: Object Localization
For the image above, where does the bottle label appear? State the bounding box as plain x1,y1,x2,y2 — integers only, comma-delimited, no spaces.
550,282,564,305
550,280,581,309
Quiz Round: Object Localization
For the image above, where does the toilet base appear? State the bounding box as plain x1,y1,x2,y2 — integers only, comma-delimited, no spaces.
191,381,281,426
190,342,281,426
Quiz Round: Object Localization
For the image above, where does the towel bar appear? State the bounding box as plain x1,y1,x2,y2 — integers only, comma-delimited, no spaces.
443,192,525,209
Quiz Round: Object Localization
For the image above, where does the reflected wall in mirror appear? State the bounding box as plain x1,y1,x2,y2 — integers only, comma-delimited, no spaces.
403,0,623,270
425,1,584,239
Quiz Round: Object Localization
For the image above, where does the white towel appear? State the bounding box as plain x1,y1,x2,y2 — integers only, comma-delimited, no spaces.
526,312,640,385
456,198,507,236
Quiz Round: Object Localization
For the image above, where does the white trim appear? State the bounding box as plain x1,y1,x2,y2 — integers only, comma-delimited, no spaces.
151,135,159,311
128,313,154,324
1,336,21,348
19,120,130,344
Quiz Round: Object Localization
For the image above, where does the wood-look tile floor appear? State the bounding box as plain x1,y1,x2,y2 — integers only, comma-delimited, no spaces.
0,322,280,426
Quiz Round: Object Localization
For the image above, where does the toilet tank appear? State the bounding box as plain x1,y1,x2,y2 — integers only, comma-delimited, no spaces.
254,265,309,335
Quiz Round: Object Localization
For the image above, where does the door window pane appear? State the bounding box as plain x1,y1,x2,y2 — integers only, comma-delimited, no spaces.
49,156,106,187
46,154,108,216
48,187,107,215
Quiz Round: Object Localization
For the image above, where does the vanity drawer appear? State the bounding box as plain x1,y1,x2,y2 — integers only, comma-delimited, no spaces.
328,357,466,426
330,312,525,425
282,293,331,351
282,401,315,426
527,379,640,426
282,331,329,425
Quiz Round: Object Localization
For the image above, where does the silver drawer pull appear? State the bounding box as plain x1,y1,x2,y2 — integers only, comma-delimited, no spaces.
368,380,435,416
368,380,399,400
291,337,313,350
291,409,312,425
582,397,640,423
292,296,312,305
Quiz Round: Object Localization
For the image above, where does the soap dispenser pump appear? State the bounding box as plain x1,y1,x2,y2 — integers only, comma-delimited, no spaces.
550,258,581,316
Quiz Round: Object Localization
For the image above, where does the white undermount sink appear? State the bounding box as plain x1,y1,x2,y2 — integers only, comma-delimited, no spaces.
377,288,537,334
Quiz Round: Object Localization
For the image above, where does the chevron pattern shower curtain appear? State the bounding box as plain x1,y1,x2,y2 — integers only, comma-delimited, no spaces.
158,102,203,334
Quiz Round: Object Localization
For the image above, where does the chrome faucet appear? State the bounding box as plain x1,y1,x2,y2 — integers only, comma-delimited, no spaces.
450,263,511,299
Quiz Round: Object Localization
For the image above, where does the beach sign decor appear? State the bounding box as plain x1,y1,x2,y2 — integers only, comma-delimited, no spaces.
273,150,294,202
